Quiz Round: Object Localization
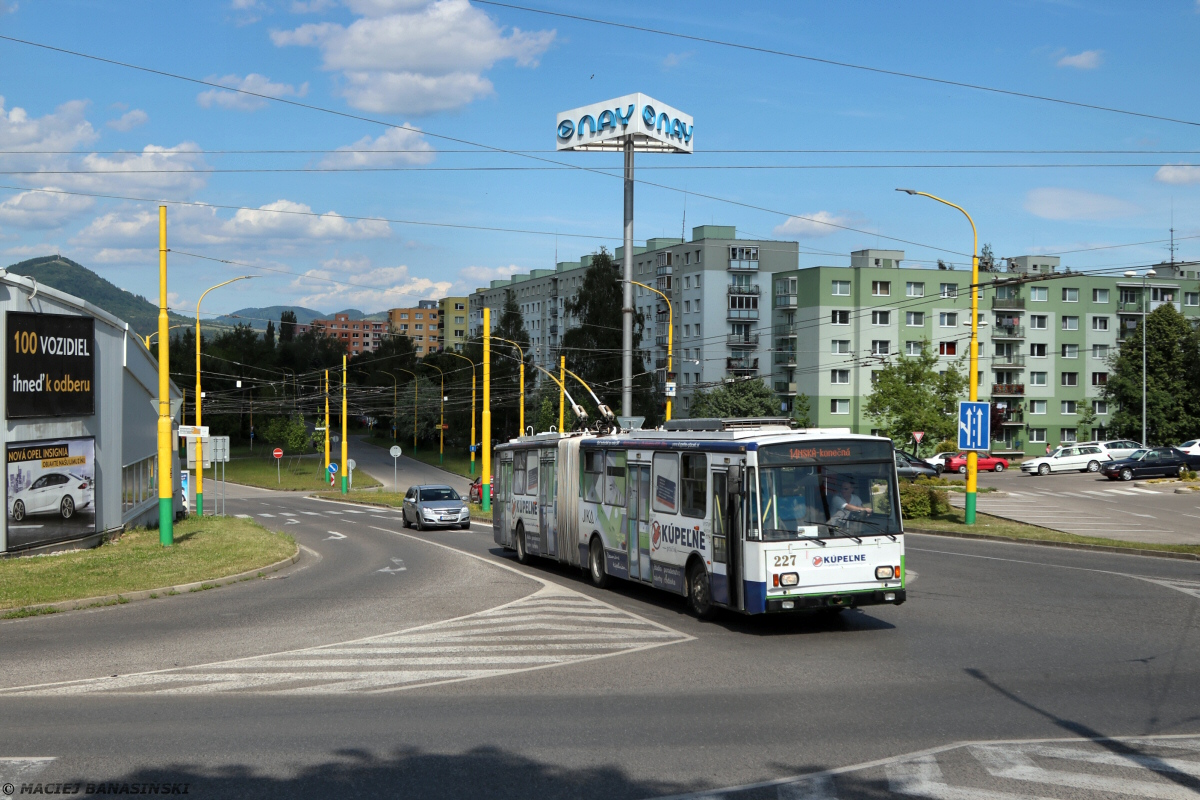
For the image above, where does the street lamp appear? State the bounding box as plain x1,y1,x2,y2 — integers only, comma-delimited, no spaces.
393,368,418,452
195,275,255,517
145,324,186,349
1124,268,1156,445
490,336,526,434
626,279,673,422
444,351,478,475
423,362,445,464
897,188,981,524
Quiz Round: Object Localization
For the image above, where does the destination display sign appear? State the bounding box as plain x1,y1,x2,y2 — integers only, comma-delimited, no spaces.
6,311,95,419
757,440,893,466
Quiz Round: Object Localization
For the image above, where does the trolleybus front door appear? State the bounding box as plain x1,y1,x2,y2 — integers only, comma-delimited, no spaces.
711,470,742,610
628,463,651,582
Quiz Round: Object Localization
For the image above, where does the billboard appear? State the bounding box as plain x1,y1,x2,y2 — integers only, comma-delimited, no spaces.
556,93,693,153
7,437,96,549
6,311,96,418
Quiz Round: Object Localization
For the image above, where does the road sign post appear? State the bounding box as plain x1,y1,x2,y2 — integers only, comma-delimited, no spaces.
274,447,283,484
958,401,990,524
327,462,338,487
389,445,402,491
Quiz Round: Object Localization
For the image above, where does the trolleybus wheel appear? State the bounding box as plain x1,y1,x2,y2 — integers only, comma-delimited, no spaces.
588,536,609,588
687,561,716,620
515,522,531,565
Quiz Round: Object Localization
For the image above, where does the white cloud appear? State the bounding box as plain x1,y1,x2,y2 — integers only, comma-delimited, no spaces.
319,125,435,168
220,199,390,241
773,211,853,238
0,97,97,152
61,143,210,196
1155,164,1200,185
1024,187,1139,220
290,0,336,11
0,187,94,229
293,259,451,310
1057,50,1103,69
458,264,523,285
106,109,149,132
272,0,555,114
196,74,309,111
4,245,59,260
662,52,693,69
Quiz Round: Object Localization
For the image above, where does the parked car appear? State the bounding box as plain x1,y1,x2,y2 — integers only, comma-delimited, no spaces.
8,471,92,521
923,452,951,473
944,451,1010,473
1177,441,1200,470
468,477,482,504
895,451,939,481
1100,447,1191,481
1077,439,1144,460
1020,444,1109,476
401,484,471,530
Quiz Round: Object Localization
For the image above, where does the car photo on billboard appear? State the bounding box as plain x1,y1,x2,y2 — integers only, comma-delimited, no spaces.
6,437,96,550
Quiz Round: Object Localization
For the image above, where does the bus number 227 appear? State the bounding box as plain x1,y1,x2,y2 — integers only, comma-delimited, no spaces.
772,554,797,567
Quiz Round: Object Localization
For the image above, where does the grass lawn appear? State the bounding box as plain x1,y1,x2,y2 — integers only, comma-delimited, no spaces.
364,435,480,479
909,510,1200,556
218,451,380,491
1,516,296,615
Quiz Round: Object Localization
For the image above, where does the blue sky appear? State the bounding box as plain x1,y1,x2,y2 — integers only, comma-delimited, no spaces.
1,0,1198,319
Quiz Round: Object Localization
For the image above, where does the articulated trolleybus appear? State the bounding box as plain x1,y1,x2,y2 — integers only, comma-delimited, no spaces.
493,418,906,617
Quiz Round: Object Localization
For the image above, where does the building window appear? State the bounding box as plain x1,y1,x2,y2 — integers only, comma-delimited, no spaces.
1092,372,1108,386
415,313,423,320
684,300,691,313
1030,343,1047,358
831,339,851,354
831,280,851,296
905,341,922,356
1092,344,1109,359
1092,316,1109,331
695,274,701,286
1061,428,1078,443
1061,400,1077,415
695,299,701,312
939,312,958,327
939,342,957,356
871,340,889,355
831,310,850,325
684,325,691,337
684,276,691,289
830,369,850,384
1061,372,1078,387
1061,344,1078,359
1093,400,1108,415
1030,287,1048,302
830,399,849,414
1030,371,1047,386
1029,428,1047,443
1030,315,1048,330
1030,400,1047,414
1185,292,1199,306
1061,316,1079,331
1093,288,1110,303
906,281,925,297
871,310,890,325
940,283,958,298
872,280,891,296
906,311,924,326
1062,288,1079,302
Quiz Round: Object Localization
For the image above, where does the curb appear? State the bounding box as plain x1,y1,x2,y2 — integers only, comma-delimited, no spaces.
906,528,1199,561
2,544,302,619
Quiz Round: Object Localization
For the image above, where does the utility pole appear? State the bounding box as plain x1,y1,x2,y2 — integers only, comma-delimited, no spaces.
622,137,634,419
482,307,491,512
324,369,330,478
341,355,348,495
157,206,173,546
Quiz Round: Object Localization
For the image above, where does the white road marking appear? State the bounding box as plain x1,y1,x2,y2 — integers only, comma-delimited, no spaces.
1129,488,1161,495
378,558,407,575
257,513,275,518
280,512,297,517
0,757,56,787
301,511,321,516
324,531,346,540
235,514,251,519
1106,489,1137,495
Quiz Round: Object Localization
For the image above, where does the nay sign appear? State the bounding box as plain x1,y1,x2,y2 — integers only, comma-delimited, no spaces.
957,401,990,451
557,93,693,153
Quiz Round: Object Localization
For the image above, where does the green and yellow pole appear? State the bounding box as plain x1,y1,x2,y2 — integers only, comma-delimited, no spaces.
341,355,348,494
559,355,565,432
898,189,979,524
482,308,492,512
446,351,476,474
157,206,173,546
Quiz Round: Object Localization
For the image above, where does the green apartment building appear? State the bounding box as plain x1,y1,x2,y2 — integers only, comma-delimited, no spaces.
773,250,1200,458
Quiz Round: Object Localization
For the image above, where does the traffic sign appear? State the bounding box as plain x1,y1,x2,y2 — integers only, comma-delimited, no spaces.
331,435,340,443
912,431,925,444
957,401,990,451
437,424,449,430
389,445,402,458
348,459,356,471
665,381,677,398
469,445,476,453
178,425,209,437
328,463,338,474
273,448,283,459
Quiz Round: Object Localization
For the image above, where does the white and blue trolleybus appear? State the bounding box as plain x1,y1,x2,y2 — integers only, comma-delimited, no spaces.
493,418,906,617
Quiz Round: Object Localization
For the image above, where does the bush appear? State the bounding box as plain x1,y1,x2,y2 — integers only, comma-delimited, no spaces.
934,439,957,454
900,483,950,519
914,475,965,487
1187,470,1198,481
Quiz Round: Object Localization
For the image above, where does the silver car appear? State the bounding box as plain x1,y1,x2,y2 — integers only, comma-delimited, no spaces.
402,484,471,530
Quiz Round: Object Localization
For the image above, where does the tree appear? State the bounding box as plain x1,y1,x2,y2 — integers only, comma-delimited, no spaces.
1076,402,1098,440
1103,304,1200,445
937,259,954,271
279,310,297,343
791,393,812,427
690,378,780,418
560,248,656,425
534,395,555,434
264,319,276,349
864,341,967,445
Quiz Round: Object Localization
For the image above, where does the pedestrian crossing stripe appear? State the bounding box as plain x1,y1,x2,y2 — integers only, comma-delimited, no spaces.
0,585,692,696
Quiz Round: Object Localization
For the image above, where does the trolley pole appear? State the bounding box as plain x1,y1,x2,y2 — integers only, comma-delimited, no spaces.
482,308,492,512
157,206,173,546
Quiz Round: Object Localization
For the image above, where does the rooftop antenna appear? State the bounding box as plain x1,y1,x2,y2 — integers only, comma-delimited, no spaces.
681,189,687,242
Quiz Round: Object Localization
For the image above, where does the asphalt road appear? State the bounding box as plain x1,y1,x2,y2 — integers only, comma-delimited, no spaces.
348,435,471,496
2,481,1200,799
950,465,1200,544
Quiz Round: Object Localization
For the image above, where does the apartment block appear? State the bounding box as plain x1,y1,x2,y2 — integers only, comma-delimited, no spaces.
388,300,440,356
439,296,469,352
301,312,387,356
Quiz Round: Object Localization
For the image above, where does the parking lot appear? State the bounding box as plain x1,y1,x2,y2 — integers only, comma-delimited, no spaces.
945,467,1200,545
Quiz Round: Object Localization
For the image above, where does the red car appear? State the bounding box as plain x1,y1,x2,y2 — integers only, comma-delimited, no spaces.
945,451,1009,473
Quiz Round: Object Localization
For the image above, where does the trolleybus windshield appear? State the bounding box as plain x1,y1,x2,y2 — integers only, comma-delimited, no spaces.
755,441,900,539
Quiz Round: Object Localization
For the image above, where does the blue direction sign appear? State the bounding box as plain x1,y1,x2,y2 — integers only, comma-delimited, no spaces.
327,463,338,475
957,401,991,451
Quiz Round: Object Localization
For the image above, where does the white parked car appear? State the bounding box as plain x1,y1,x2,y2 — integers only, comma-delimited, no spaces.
1077,439,1144,460
8,471,92,521
1020,445,1110,476
1178,440,1200,457
924,452,951,473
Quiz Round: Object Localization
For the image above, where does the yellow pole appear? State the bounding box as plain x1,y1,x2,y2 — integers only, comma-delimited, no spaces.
341,355,348,494
630,280,672,422
145,324,185,350
157,206,173,546
446,351,476,474
482,308,492,512
559,355,565,432
897,189,979,524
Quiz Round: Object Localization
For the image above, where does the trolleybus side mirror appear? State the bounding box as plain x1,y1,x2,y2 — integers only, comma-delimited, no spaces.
728,464,743,494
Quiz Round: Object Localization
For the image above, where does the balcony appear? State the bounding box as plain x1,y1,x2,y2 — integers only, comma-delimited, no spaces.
774,381,798,395
773,351,797,366
1000,410,1024,425
656,277,672,292
656,311,671,324
728,259,759,271
655,357,669,371
727,333,759,348
992,354,1026,368
1117,300,1145,313
727,357,759,374
993,442,1025,456
991,297,1025,310
774,294,798,308
991,325,1025,340
655,336,669,347
727,284,761,296
549,325,558,335
992,383,1025,396
727,308,760,320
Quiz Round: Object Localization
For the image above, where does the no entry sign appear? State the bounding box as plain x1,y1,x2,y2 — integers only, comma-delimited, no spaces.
273,448,283,459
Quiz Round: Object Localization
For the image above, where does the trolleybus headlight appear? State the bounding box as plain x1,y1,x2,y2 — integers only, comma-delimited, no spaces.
779,572,799,587
875,566,895,580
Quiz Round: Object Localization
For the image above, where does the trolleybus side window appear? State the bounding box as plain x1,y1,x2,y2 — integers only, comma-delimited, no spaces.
680,453,707,519
637,463,651,521
745,467,760,540
526,450,539,496
605,450,627,507
513,454,526,496
652,453,679,514
711,471,727,564
583,450,603,503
